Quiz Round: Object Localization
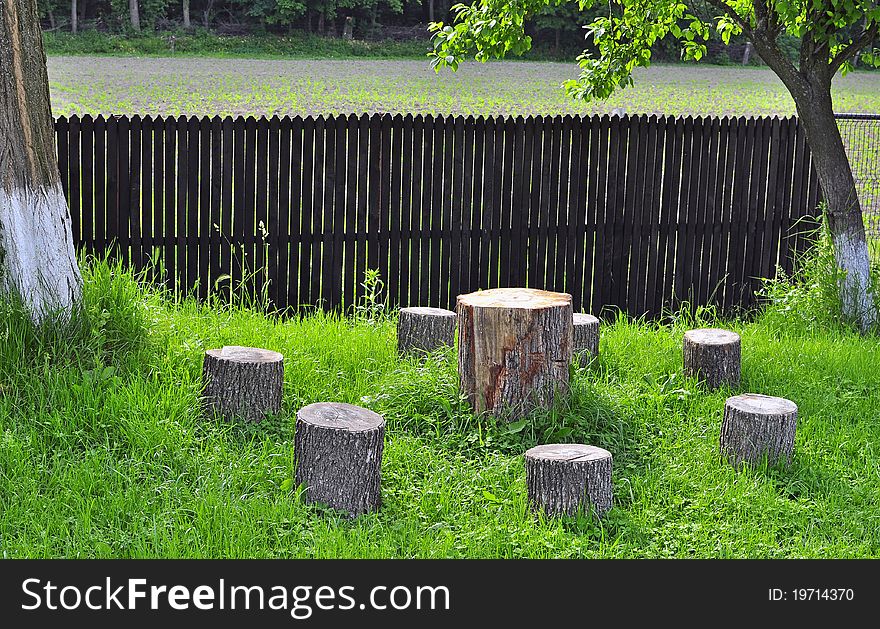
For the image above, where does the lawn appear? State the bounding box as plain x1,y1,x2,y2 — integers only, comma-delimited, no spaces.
1,259,878,558
47,57,880,118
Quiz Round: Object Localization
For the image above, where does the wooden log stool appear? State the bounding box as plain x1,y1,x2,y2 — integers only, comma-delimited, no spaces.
294,402,385,517
720,394,797,468
525,444,613,518
683,328,741,389
572,313,600,367
457,288,573,420
202,346,284,422
397,306,456,355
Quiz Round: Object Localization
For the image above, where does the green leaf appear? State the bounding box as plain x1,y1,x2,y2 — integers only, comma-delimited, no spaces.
505,419,528,434
281,478,293,492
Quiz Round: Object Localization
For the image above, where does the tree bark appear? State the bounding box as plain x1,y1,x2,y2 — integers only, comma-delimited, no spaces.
572,313,599,367
747,27,877,333
682,328,741,390
741,41,752,65
182,0,190,29
70,0,76,33
720,394,797,468
202,346,284,422
0,0,82,323
294,402,384,517
397,306,456,355
794,81,877,331
128,0,140,31
525,444,613,518
457,288,572,420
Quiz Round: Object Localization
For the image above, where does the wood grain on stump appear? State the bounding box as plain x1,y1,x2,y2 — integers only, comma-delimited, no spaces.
525,444,613,518
294,402,385,517
573,313,600,367
720,394,797,468
683,328,741,389
202,346,284,423
397,307,456,355
457,288,573,420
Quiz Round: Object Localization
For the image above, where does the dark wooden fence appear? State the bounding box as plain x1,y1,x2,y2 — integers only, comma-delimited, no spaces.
55,113,821,317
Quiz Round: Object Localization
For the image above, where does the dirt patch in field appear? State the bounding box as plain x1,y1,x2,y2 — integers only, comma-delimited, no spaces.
47,56,880,118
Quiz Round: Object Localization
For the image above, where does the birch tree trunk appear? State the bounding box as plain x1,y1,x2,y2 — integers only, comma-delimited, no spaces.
0,0,82,322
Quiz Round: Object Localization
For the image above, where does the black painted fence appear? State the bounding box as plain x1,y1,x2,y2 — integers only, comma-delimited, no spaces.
55,113,821,317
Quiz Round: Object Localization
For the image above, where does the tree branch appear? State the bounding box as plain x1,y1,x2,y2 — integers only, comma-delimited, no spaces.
829,22,880,75
704,0,751,34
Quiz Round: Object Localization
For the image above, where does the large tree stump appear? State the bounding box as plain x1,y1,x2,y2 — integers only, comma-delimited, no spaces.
457,288,573,420
683,328,741,389
573,313,600,367
525,444,613,518
202,346,284,422
397,307,456,355
720,394,798,468
294,402,385,517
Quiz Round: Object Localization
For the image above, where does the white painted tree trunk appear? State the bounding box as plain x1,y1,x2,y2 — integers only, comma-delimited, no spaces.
832,227,876,331
0,184,81,319
1,0,83,323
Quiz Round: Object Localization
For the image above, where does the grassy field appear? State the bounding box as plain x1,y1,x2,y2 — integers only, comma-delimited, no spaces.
1,256,878,558
47,56,880,118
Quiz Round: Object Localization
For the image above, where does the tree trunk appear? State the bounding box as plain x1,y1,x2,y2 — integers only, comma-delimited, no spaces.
0,0,82,323
525,444,613,518
457,288,572,420
128,0,139,31
741,41,752,65
202,346,284,422
428,0,434,22
397,306,456,355
294,402,384,517
182,0,190,29
70,0,76,33
720,394,797,468
682,328,741,390
794,84,877,331
572,313,599,367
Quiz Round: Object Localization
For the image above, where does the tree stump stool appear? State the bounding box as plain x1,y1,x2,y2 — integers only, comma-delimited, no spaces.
573,313,600,367
202,346,284,423
397,307,456,355
683,328,741,389
525,444,613,518
720,394,797,468
457,288,573,420
294,402,385,517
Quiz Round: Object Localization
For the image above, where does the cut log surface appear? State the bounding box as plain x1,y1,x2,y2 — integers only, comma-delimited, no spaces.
573,313,600,367
720,393,798,468
525,444,613,518
397,306,456,355
294,402,385,517
683,328,741,389
457,288,573,419
202,346,284,422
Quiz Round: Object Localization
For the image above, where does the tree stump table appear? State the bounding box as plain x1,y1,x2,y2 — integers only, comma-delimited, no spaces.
294,402,385,517
202,346,284,422
457,288,573,420
720,394,797,468
683,328,741,389
525,444,613,518
573,313,600,367
397,307,456,355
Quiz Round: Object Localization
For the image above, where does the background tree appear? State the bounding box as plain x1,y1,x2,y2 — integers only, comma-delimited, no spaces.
1,0,82,321
430,0,880,332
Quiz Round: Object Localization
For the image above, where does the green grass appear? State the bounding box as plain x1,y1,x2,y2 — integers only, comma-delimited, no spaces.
1,256,879,558
43,30,435,61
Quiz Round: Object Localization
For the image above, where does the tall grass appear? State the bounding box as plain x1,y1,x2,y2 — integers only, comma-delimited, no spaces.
1,251,879,558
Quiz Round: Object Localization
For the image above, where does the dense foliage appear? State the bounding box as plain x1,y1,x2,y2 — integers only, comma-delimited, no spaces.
38,0,792,64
